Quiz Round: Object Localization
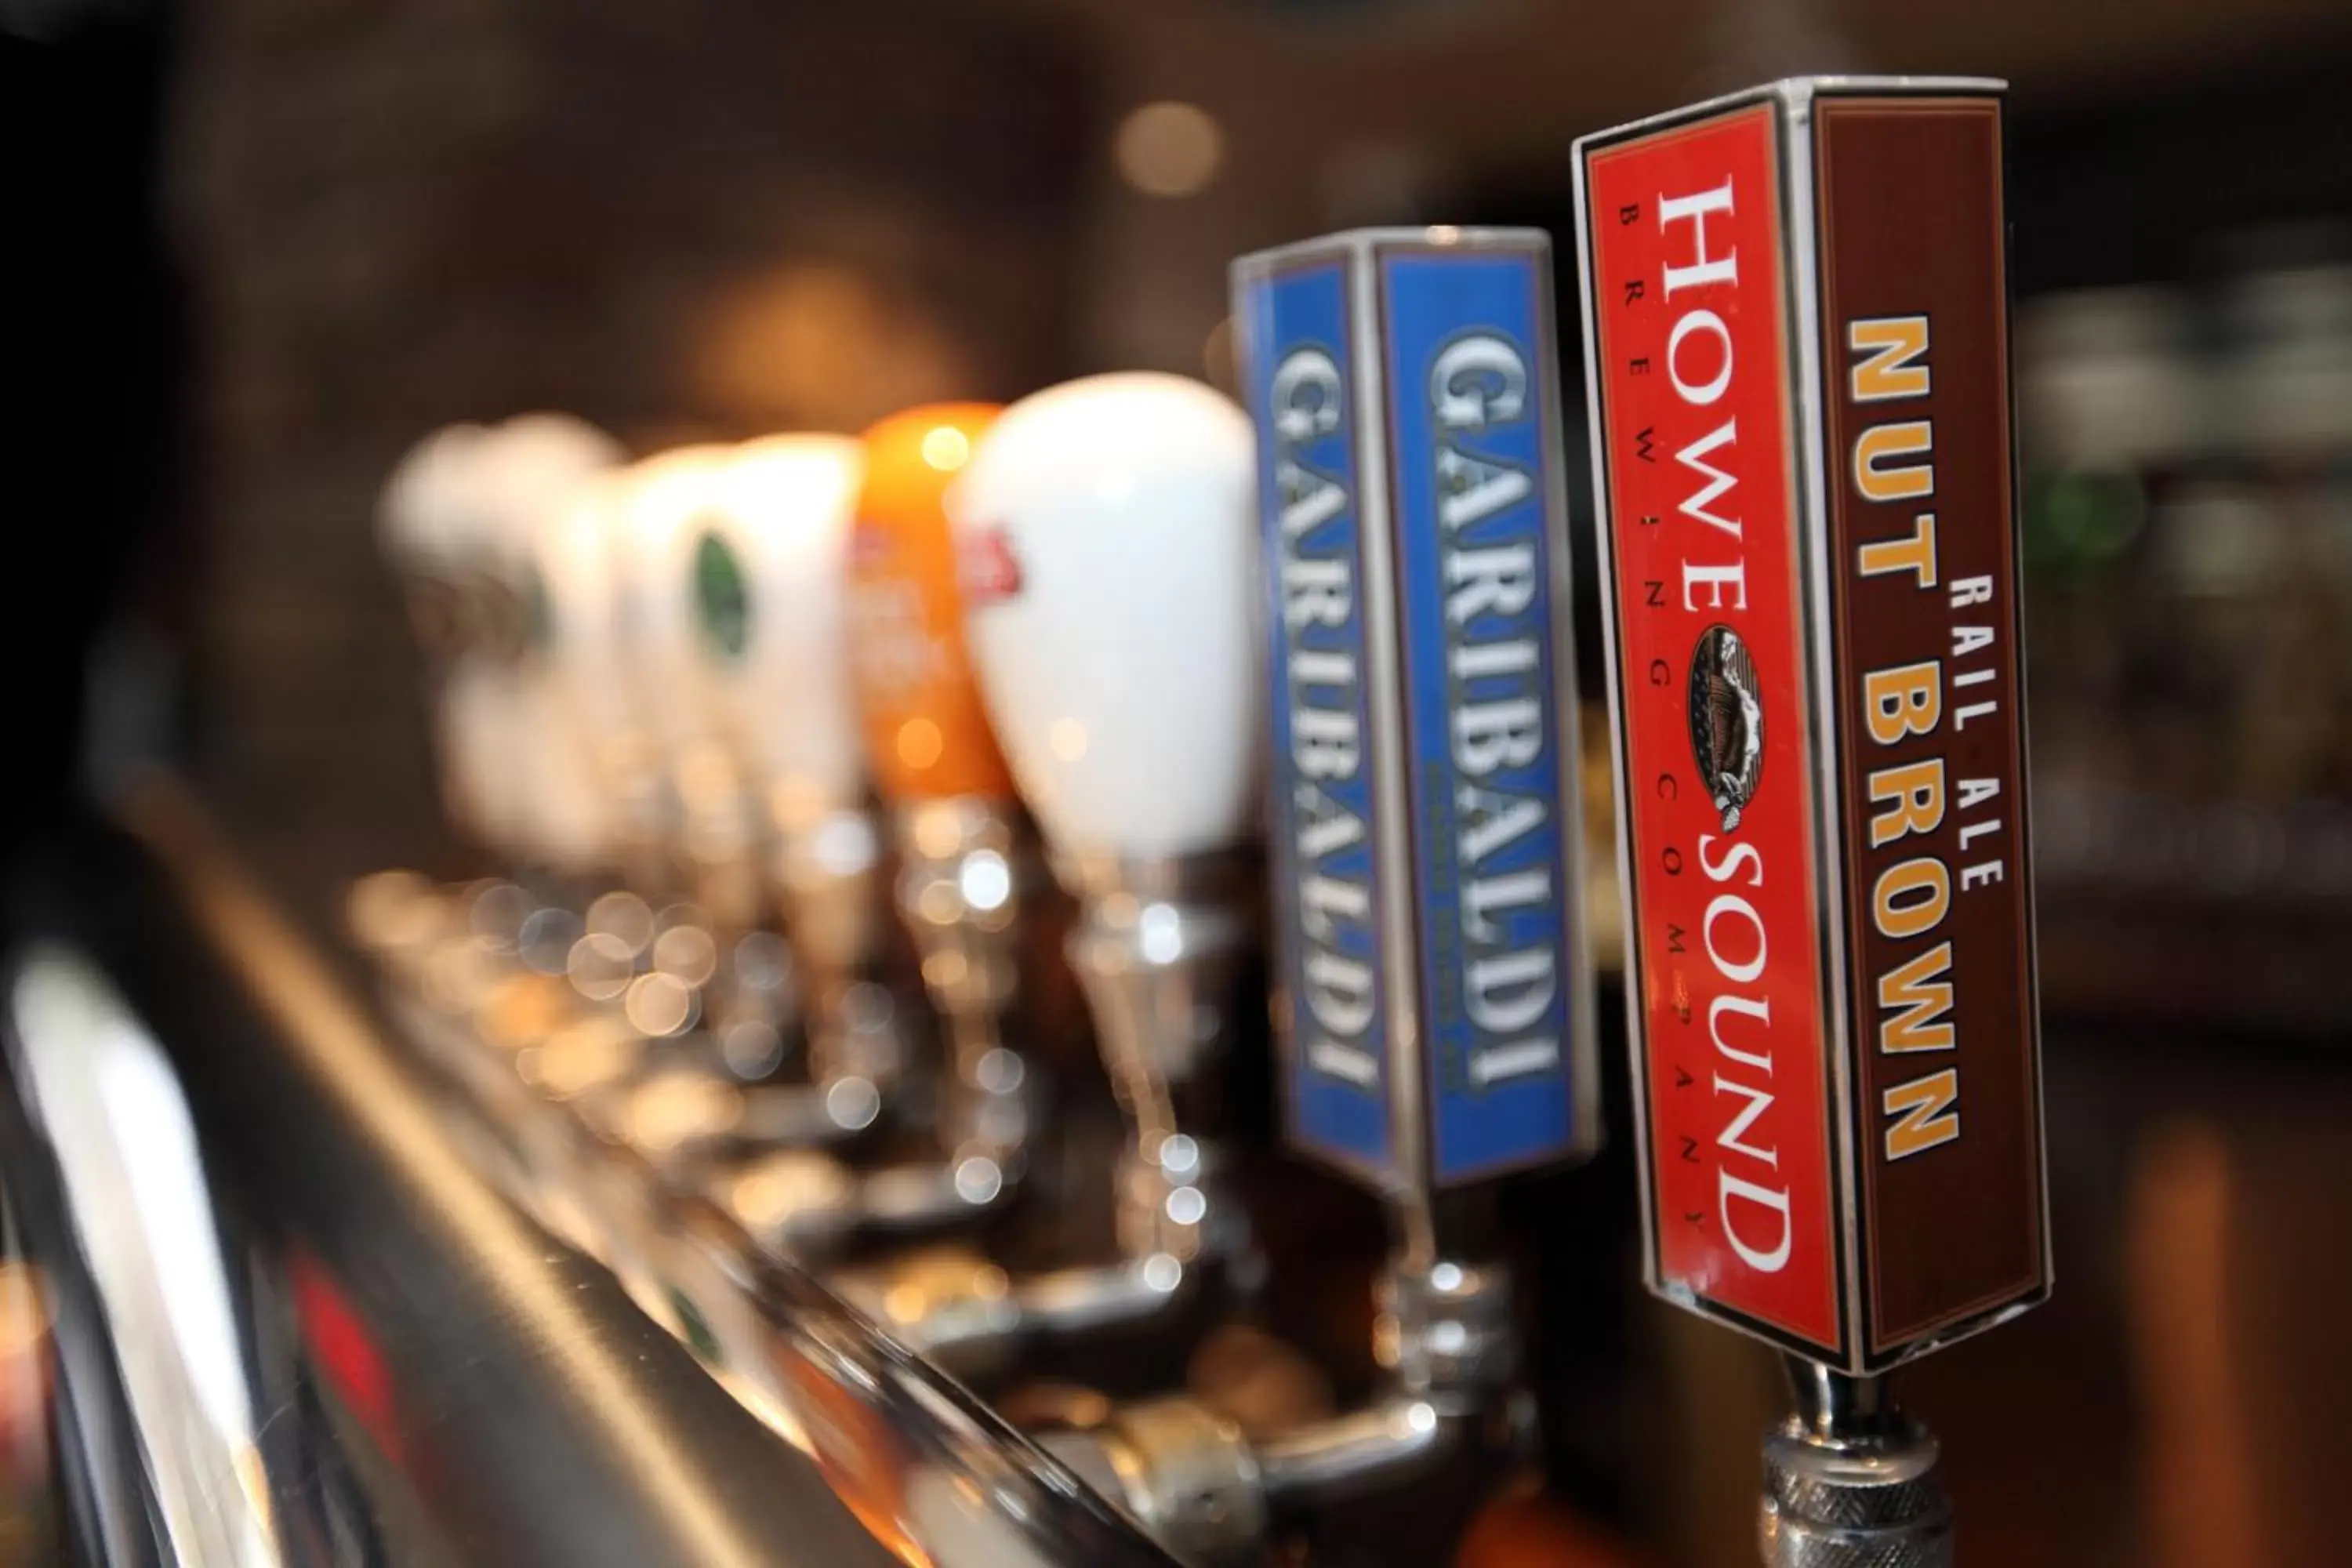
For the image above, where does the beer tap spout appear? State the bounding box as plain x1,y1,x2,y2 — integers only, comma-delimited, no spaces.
1033,1243,1522,1563
826,852,1250,1382
712,797,1039,1256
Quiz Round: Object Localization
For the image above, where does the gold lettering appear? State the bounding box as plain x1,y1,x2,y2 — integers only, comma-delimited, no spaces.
1854,421,1934,503
1867,758,1946,846
1849,315,1931,402
1863,661,1942,745
1858,514,1938,587
1884,1069,1961,1160
1877,942,1955,1054
1873,856,1951,940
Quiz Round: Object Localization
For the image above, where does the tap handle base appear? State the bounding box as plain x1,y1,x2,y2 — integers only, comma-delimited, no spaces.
1759,1418,1952,1568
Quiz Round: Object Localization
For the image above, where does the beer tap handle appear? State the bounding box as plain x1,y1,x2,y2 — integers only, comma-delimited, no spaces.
477,413,629,887
1013,226,1607,1568
377,423,515,860
381,417,629,887
614,445,768,932
535,464,678,896
1573,78,2049,1568
950,371,1263,1276
1232,224,1598,1363
710,435,897,1072
710,435,868,836
846,403,1033,1174
806,373,1265,1370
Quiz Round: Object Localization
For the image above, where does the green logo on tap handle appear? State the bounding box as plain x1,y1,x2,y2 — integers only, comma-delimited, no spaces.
693,524,751,662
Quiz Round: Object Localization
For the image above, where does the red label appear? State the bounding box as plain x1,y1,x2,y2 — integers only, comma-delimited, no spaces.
1584,106,1842,1355
849,521,895,570
956,522,1024,605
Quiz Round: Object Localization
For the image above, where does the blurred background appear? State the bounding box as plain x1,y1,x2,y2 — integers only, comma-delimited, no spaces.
10,0,2352,1565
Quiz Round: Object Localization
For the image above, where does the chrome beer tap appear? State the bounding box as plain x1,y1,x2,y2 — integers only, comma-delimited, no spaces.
536,462,687,902
702,434,907,1133
702,411,1050,1249
378,436,814,1181
612,444,773,942
1026,227,1606,1566
586,439,877,1156
818,372,1266,1380
1573,79,2052,1566
380,417,620,880
718,403,1038,1254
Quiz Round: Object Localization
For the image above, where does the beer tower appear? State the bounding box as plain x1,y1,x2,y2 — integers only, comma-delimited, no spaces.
376,422,526,863
1171,226,1599,1549
612,445,773,937
709,435,894,1099
535,462,681,898
869,372,1265,1377
714,407,1043,1250
475,415,632,886
844,404,1033,1225
1573,79,2049,1564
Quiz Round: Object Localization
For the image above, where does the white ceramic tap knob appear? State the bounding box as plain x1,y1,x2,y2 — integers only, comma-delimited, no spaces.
537,468,641,793
611,444,737,764
376,423,514,851
481,413,625,531
478,414,626,871
948,372,1260,862
709,434,868,829
378,423,488,584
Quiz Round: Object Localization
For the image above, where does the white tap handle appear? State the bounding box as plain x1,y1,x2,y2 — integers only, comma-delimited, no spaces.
477,415,626,872
377,423,488,575
709,435,867,832
611,445,738,763
947,373,1261,863
535,468,655,837
376,423,514,851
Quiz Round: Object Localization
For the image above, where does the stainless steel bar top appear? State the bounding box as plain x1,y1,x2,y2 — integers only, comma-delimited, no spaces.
0,785,1179,1568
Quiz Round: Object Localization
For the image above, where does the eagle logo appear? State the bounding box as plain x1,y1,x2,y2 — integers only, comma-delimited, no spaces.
1688,624,1763,832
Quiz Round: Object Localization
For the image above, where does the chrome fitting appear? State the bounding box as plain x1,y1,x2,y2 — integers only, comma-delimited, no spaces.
1062,853,1252,1267
1058,853,1247,1102
834,1246,1196,1384
674,739,768,935
717,1143,1015,1256
1374,1255,1519,1402
892,799,1022,1019
1761,1366,1953,1568
1041,1256,1515,1559
1040,1397,1266,1568
891,798,1032,1168
697,800,1037,1262
775,805,906,1100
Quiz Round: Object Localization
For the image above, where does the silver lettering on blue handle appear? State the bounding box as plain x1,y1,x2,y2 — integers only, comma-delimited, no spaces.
1237,231,1594,1193
1241,256,1396,1182
1381,245,1583,1184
